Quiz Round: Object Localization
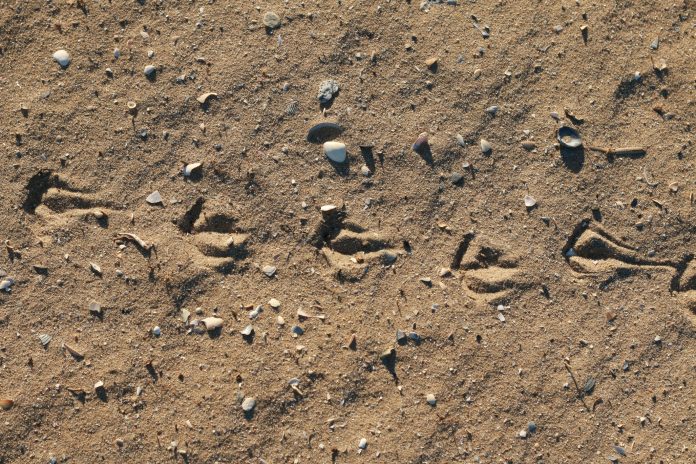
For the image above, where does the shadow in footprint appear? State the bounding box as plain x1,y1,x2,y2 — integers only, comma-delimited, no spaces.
328,159,350,177
413,143,434,167
360,146,376,172
560,146,584,173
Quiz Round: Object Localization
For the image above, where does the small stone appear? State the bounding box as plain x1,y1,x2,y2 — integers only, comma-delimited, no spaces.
183,162,202,177
291,325,304,336
115,438,124,447
519,430,528,439
650,37,659,50
152,326,161,337
276,315,285,326
653,335,662,344
424,56,438,69
450,172,464,185
480,138,492,154
317,80,339,104
146,190,162,205
144,65,156,79
485,105,499,116
240,325,254,337
269,298,281,309
358,438,368,449
323,141,347,163
94,381,105,392
90,262,102,276
262,265,277,277
114,48,121,59
396,330,407,344
241,397,256,412
52,49,71,68
380,347,396,361
524,195,537,208
455,134,465,147
360,165,372,177
521,141,536,151
263,11,281,29
528,422,537,433
89,301,102,315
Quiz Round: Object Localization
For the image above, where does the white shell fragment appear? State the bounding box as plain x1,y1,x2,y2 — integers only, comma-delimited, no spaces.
201,317,223,331
53,49,71,68
269,298,281,309
480,138,492,154
146,191,162,205
241,397,256,412
262,265,277,277
557,126,582,148
0,278,14,292
196,92,218,104
39,333,52,346
183,162,202,177
240,325,254,336
524,195,537,208
426,393,437,406
144,65,156,78
89,301,102,315
323,141,347,163
90,262,102,275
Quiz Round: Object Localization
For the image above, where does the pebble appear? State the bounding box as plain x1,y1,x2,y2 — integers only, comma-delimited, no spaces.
0,278,14,292
152,326,161,337
262,11,281,29
450,172,463,185
519,430,528,439
485,105,499,116
291,325,304,336
361,165,372,177
323,141,347,163
241,397,256,412
412,132,429,153
455,133,465,147
480,138,492,154
306,122,343,143
650,37,659,50
424,56,438,69
317,80,339,104
146,190,162,205
358,438,368,449
52,49,71,68
269,298,281,309
114,48,121,59
240,325,254,337
396,330,407,344
183,162,202,177
426,393,437,406
144,65,156,79
524,195,537,208
528,422,537,433
262,265,277,277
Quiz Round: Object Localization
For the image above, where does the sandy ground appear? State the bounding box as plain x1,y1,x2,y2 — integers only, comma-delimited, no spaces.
1,0,695,463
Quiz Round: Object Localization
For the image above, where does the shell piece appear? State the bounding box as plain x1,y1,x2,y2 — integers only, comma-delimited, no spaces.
524,195,537,208
323,141,347,163
146,190,162,205
262,11,281,29
201,317,223,331
480,138,492,154
317,80,339,104
89,262,102,275
557,126,583,148
306,122,343,143
262,265,277,277
144,65,156,79
39,334,52,346
89,301,102,315
241,397,256,412
0,399,14,411
183,162,202,177
116,233,152,252
53,49,71,68
196,92,218,104
63,343,84,359
240,325,254,336
269,298,281,309
412,132,429,153
0,278,14,292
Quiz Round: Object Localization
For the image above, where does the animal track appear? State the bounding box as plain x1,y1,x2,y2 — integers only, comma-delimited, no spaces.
452,232,532,304
312,206,403,281
178,197,249,272
563,220,696,318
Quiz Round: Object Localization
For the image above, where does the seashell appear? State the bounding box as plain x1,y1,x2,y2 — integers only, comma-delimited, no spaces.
0,399,14,411
320,204,337,213
524,194,537,208
146,190,162,205
127,101,137,114
323,141,347,163
52,49,71,68
412,132,429,154
241,397,256,412
93,209,106,219
0,278,14,292
196,92,218,104
269,298,281,309
455,134,465,147
262,265,277,277
276,315,285,326
240,325,254,336
116,233,151,252
183,162,202,177
201,317,223,331
306,122,343,143
144,65,156,79
248,305,263,319
39,334,52,346
425,56,438,69
262,11,281,29
557,126,582,148
89,262,102,276
63,343,84,359
89,301,102,315
180,308,191,323
94,381,105,392
480,138,492,154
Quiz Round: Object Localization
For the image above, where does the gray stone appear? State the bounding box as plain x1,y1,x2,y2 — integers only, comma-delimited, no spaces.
318,80,339,104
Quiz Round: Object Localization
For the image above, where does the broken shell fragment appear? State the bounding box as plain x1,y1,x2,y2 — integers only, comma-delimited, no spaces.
52,49,71,68
557,126,583,148
307,122,343,143
196,92,218,104
241,397,256,412
63,343,84,359
89,262,102,276
146,190,162,205
0,399,14,411
201,317,223,331
262,265,277,277
39,334,52,346
269,298,281,309
183,162,202,177
412,132,429,154
240,325,254,337
524,195,537,208
480,138,492,154
89,301,102,315
94,381,105,392
0,278,14,292
115,233,152,252
323,141,347,163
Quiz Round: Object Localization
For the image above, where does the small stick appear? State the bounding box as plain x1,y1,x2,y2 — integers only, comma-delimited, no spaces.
588,146,646,157
564,361,590,412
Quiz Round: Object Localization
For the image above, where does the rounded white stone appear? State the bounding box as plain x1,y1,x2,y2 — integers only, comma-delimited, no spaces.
323,141,347,163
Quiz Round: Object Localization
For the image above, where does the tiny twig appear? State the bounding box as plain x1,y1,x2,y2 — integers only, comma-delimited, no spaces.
564,361,590,412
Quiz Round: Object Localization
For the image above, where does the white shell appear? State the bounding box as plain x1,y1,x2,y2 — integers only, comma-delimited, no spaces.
146,191,162,204
183,162,202,177
196,92,218,104
320,204,337,213
269,298,281,308
262,265,277,277
53,49,71,68
323,141,347,163
89,301,102,314
241,397,256,412
0,278,14,292
240,325,254,336
524,195,537,207
480,138,492,154
39,334,52,346
201,317,223,330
